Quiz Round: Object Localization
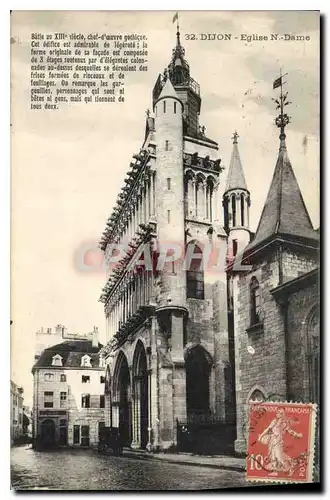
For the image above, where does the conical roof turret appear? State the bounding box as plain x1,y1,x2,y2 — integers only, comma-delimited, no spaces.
245,136,318,253
224,132,248,193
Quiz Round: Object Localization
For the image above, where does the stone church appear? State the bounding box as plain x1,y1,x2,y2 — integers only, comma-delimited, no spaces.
98,28,319,454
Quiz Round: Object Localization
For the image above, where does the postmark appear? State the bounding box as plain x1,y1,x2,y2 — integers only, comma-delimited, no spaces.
246,402,317,483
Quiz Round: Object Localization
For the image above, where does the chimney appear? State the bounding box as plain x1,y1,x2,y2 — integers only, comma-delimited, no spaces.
55,324,64,336
92,326,99,348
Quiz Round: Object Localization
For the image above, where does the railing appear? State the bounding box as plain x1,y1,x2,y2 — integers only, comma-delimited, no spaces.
183,152,223,173
152,74,201,104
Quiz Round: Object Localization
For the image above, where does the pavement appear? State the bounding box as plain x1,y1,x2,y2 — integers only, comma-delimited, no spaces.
11,445,247,490
123,448,246,472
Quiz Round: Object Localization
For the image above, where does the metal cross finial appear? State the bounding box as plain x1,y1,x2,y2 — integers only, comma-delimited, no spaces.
272,70,291,144
232,131,239,144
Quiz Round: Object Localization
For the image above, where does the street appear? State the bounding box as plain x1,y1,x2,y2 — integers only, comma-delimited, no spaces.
11,445,247,491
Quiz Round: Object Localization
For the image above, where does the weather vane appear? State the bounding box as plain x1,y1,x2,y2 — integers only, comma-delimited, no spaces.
232,130,239,144
272,70,291,141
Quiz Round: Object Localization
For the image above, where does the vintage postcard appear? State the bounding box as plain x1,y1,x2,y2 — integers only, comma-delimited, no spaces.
10,10,320,491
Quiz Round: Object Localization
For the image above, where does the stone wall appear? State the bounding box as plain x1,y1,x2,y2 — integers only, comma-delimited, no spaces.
287,280,319,402
232,243,318,453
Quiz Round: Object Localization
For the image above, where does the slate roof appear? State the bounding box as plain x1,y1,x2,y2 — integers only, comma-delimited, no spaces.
225,139,248,193
32,340,103,373
245,138,318,253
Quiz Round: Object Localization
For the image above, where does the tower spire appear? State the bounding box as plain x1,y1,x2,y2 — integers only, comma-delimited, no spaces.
244,74,318,254
225,131,248,193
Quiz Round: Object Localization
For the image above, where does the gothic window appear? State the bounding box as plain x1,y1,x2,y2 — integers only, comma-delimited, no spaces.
307,307,319,403
186,244,204,299
240,193,245,226
249,389,265,402
250,277,261,325
231,194,236,226
232,239,238,257
223,198,229,230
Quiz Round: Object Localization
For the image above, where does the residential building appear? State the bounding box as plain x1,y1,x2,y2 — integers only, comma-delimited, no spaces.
32,327,106,447
11,381,24,443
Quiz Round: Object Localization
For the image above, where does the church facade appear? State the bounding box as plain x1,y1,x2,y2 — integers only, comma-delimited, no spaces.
99,29,319,453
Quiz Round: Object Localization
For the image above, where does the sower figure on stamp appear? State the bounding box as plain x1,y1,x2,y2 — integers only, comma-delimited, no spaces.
258,408,302,476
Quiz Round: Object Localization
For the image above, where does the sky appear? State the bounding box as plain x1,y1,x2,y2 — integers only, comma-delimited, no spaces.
10,11,319,406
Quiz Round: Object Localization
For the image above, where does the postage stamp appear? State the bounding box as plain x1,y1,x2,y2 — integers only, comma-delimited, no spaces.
246,402,317,483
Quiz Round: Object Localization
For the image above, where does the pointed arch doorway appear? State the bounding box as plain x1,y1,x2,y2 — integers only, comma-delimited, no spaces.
185,345,212,419
113,352,132,447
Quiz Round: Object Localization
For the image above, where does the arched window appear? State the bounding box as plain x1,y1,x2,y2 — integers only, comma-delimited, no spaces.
231,194,236,226
240,193,245,226
223,198,229,230
174,101,177,114
250,277,261,325
163,100,166,113
186,243,204,299
60,374,67,382
307,307,319,403
249,389,265,402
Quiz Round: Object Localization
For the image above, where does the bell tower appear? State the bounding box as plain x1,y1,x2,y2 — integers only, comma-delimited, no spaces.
152,20,201,138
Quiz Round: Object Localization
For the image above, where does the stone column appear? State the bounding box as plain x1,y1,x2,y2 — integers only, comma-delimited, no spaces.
112,403,119,428
131,377,141,449
149,316,159,450
209,186,213,222
145,181,149,221
152,173,156,216
193,180,198,217
171,311,187,445
204,182,208,219
105,393,112,427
